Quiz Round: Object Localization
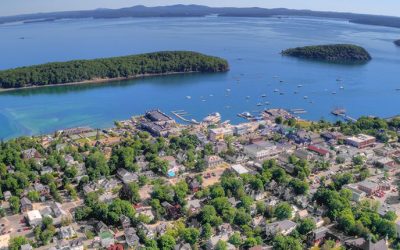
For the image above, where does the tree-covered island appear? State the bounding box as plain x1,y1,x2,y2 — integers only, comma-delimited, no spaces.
0,51,229,89
281,44,371,63
395,40,400,46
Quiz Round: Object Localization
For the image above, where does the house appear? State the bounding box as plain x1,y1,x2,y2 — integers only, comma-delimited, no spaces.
375,157,396,169
95,221,110,234
214,141,228,154
343,184,367,202
307,145,330,159
187,178,201,193
34,183,50,198
205,155,224,168
20,197,33,212
20,244,33,250
124,227,140,248
265,220,297,237
307,226,329,246
116,168,138,184
243,141,282,161
3,191,11,201
58,225,77,240
345,134,376,149
100,231,115,248
137,222,155,239
357,180,379,195
218,223,233,235
161,202,181,219
231,164,249,175
297,209,309,219
40,166,54,175
294,149,313,161
209,127,233,141
120,215,131,229
161,156,181,178
22,148,41,159
26,210,43,226
174,243,192,250
345,237,388,250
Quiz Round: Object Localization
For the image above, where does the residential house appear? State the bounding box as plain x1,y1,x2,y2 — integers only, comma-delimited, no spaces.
357,180,379,195
345,237,388,250
20,197,33,212
117,168,138,184
265,220,297,238
124,227,140,249
26,210,43,226
58,226,77,240
205,155,224,168
161,202,181,219
22,148,41,160
307,226,329,246
120,215,131,229
174,243,192,250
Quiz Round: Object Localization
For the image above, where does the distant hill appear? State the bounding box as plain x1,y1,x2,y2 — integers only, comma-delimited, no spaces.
1,5,400,29
281,44,371,63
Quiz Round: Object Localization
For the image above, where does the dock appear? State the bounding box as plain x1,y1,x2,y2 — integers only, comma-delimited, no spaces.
331,108,357,122
290,108,307,114
171,110,200,124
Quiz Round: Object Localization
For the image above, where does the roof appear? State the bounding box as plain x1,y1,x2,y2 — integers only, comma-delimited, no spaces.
231,164,249,175
346,134,375,143
27,210,42,221
266,220,297,232
307,145,329,156
358,180,379,190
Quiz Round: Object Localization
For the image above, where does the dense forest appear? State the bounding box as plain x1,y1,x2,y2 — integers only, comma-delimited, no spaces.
395,40,400,46
0,51,229,89
281,44,371,63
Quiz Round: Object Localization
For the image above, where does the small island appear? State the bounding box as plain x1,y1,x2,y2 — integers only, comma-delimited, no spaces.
395,40,400,46
0,51,229,89
281,44,371,63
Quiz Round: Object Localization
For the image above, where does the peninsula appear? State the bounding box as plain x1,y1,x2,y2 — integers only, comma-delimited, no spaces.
395,40,400,46
0,51,229,89
281,44,371,63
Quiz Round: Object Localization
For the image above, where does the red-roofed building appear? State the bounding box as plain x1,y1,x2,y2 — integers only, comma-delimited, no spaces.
108,244,124,250
307,145,330,159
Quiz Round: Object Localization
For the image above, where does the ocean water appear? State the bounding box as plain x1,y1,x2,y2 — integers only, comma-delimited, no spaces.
0,16,399,139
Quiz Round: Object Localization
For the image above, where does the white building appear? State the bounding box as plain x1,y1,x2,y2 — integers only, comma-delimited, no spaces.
26,210,43,226
231,164,249,175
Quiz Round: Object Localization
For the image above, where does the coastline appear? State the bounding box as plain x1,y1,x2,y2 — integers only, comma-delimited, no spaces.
0,71,212,93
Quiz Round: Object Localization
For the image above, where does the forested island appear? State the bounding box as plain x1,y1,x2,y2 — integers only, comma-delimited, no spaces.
395,40,400,46
2,5,400,29
281,44,371,63
0,51,229,89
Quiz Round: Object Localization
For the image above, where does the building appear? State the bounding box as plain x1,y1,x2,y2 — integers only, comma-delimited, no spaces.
205,155,224,168
0,234,10,249
307,227,329,246
20,244,33,250
209,127,233,141
26,210,43,226
345,237,388,250
145,110,175,124
343,184,367,202
58,226,77,240
20,197,33,212
231,164,249,175
345,134,376,149
117,168,138,184
357,180,379,195
243,141,281,161
375,157,396,169
22,148,41,159
307,145,330,159
124,227,140,248
265,220,297,237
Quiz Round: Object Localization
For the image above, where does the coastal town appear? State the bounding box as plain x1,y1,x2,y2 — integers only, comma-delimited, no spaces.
1,108,400,250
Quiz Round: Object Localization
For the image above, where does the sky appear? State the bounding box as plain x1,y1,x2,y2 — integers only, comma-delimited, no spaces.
1,0,400,17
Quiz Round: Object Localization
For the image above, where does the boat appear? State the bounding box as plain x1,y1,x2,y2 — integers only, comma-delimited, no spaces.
261,94,267,98
226,88,231,92
257,103,263,106
238,112,253,119
332,92,337,95
396,88,400,91
279,92,285,95
336,78,342,82
304,96,308,99
294,91,298,94
274,89,279,92
297,84,303,88
203,112,221,124
331,108,346,115
246,96,251,99
186,96,191,99
209,94,214,97
279,80,284,83
340,86,344,89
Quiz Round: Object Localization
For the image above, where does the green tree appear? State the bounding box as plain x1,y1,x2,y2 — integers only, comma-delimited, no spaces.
182,228,200,245
272,235,302,250
215,240,228,250
9,236,29,250
275,202,293,220
27,190,40,202
298,218,316,235
9,196,20,214
158,234,176,250
228,232,242,248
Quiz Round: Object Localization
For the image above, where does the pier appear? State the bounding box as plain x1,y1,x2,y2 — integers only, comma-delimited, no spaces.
290,108,307,114
331,108,357,122
171,110,200,124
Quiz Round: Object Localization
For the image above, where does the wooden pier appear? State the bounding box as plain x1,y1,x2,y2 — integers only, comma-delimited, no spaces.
331,108,357,122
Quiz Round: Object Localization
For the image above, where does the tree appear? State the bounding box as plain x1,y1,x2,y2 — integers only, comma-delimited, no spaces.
234,208,251,226
200,205,217,224
201,223,213,240
272,235,302,250
215,240,228,250
85,151,109,180
298,218,316,235
9,196,20,214
27,190,40,202
275,202,293,220
228,232,242,248
275,116,283,124
158,234,176,250
120,182,141,203
9,236,29,250
182,228,200,245
290,179,309,195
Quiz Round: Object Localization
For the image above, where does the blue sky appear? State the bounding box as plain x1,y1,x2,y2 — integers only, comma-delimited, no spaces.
2,0,400,17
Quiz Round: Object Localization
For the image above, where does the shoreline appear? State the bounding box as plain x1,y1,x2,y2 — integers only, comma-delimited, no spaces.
0,71,211,93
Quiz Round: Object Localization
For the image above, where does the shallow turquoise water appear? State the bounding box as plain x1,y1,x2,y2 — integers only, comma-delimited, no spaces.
0,17,400,139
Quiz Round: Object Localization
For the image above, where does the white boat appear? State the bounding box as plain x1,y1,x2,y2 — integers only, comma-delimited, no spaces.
274,89,279,92
257,103,263,106
340,86,344,89
246,96,251,99
265,102,270,105
186,96,191,99
297,85,303,88
261,94,267,98
209,94,214,97
332,92,337,95
304,96,308,99
226,88,231,92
